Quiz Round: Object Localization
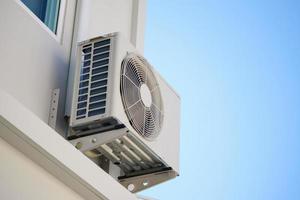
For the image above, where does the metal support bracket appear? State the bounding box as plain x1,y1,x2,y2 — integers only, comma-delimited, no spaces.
119,169,177,193
48,89,60,129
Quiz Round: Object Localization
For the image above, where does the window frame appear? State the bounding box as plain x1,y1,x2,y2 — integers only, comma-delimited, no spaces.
17,0,67,43
55,0,67,42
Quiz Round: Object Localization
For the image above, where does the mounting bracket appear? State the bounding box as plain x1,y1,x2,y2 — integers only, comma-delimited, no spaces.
48,89,60,129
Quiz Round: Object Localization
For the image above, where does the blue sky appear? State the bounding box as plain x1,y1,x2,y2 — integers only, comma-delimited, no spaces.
141,0,300,199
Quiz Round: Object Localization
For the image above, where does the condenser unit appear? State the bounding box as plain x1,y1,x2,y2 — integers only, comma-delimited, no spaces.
68,33,180,192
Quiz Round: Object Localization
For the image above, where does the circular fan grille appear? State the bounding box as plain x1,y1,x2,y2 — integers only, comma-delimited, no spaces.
120,53,163,140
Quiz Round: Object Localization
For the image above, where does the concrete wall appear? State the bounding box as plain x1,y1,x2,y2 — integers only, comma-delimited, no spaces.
0,137,85,200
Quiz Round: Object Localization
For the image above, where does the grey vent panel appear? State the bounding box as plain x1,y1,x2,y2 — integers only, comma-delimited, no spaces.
75,38,111,120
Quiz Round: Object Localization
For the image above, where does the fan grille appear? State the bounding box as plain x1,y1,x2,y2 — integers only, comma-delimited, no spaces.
121,53,163,139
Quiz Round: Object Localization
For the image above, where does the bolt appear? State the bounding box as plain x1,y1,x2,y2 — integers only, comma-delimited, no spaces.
127,184,135,192
142,180,149,187
75,142,82,149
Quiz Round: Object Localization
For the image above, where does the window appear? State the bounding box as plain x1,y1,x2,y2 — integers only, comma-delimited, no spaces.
21,0,61,33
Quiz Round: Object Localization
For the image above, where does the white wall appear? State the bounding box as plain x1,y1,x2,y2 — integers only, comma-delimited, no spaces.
75,0,146,51
0,0,76,135
0,136,85,200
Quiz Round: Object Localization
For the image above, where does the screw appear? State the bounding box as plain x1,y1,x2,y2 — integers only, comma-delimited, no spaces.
142,180,149,187
127,184,135,192
75,142,83,149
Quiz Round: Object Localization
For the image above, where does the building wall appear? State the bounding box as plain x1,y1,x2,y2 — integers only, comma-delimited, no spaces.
0,0,76,134
0,136,86,200
74,0,146,49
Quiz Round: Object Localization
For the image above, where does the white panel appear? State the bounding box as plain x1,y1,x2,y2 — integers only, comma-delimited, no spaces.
76,0,132,42
130,0,147,53
75,0,146,52
147,73,181,173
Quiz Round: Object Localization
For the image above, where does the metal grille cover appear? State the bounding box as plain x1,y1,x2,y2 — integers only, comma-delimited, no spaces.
121,53,164,139
75,38,111,120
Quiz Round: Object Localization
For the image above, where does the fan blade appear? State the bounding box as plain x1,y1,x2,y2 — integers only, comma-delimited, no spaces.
145,70,158,92
122,75,140,108
144,108,156,138
128,101,145,136
125,59,146,86
150,104,163,132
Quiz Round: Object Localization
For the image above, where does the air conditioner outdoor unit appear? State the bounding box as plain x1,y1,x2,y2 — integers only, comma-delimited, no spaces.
67,33,180,192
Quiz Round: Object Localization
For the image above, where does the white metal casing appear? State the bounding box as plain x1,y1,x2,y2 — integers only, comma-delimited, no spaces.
70,32,180,174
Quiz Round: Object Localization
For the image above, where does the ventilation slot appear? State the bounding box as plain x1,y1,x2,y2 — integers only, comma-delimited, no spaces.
76,38,111,120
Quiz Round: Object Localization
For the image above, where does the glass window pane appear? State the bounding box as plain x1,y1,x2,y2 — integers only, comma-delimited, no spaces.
21,0,61,33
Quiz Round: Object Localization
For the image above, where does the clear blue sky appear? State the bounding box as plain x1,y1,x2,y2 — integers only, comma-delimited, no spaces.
141,0,300,199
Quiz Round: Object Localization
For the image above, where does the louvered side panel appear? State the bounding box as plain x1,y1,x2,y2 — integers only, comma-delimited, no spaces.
76,44,92,120
75,38,111,121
